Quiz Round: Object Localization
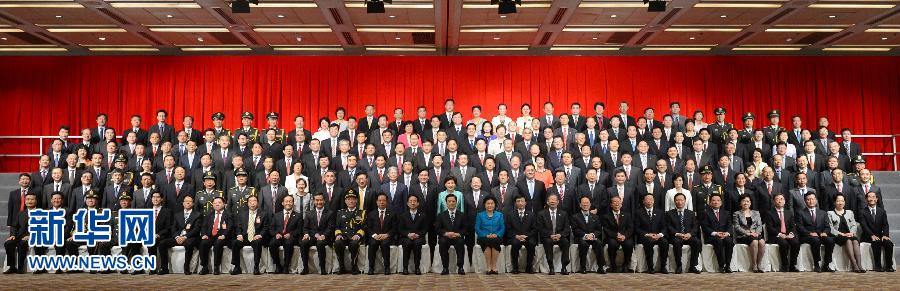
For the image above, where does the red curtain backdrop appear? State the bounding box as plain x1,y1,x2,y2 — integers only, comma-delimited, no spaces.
1,56,898,172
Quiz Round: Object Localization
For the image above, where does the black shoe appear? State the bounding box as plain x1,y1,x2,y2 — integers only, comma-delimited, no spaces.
690,267,701,274
824,266,835,273
646,269,654,274
511,269,519,274
813,266,821,273
415,269,422,275
548,269,555,275
457,268,465,275
401,269,409,275
579,268,587,274
55,270,64,274
253,268,261,275
790,267,800,272
300,268,308,275
120,271,130,275
149,270,157,275
441,268,449,275
352,268,361,275
230,268,241,275
18,269,28,274
337,268,346,275
560,268,569,275
199,268,209,275
320,270,328,275
660,269,669,274
33,270,47,274
724,267,732,273
213,268,221,275
608,266,617,273
619,267,628,273
157,269,169,275
873,266,883,272
384,270,390,275
675,266,683,274
887,267,896,272
184,270,192,275
598,268,607,274
367,269,375,275
526,268,534,274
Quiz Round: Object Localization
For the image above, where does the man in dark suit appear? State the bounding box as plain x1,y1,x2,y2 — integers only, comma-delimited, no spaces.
571,196,606,274
230,195,269,275
767,193,800,272
300,193,333,275
700,194,734,273
754,166,783,212
158,195,201,274
666,192,702,274
547,170,577,215
149,110,176,144
122,115,149,145
398,194,428,275
537,194,571,275
518,164,547,214
435,193,466,275
269,195,302,274
859,191,895,272
606,170,635,215
580,168,608,213
380,168,409,213
635,193,668,273
144,191,173,274
602,195,634,273
366,193,396,275
103,170,131,210
409,169,439,254
505,195,537,274
198,196,232,275
3,192,37,274
797,192,835,272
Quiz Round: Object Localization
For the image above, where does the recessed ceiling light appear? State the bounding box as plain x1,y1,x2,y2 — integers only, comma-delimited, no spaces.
197,37,204,42
98,37,106,41
689,37,695,40
786,38,793,42
165,14,173,18
611,14,617,18
592,37,598,40
296,36,302,42
720,15,726,18
395,37,401,40
828,15,836,18
55,15,62,18
493,37,500,40
882,37,888,40
388,15,396,18
277,14,285,18
1,37,6,40
500,15,507,18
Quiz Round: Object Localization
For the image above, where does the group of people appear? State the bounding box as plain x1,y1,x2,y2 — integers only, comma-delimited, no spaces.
4,99,895,276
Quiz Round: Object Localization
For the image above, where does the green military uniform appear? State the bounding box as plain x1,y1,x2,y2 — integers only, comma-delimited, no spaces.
706,107,733,144
97,194,143,273
211,112,232,143
333,190,366,274
108,154,134,188
691,166,723,215
762,110,784,145
227,168,256,216
737,112,755,144
234,111,259,143
65,190,100,258
259,112,286,144
196,172,224,216
847,155,867,186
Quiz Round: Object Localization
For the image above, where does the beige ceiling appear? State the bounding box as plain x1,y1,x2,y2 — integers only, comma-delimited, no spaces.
0,0,898,55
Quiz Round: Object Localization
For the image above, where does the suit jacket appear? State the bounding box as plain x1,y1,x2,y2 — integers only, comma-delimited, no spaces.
765,208,796,239
600,210,633,239
366,208,396,242
172,209,202,239
547,184,578,215
491,184,520,212
536,208,570,240
397,209,428,239
122,128,149,146
380,182,409,213
201,210,233,238
102,184,132,210
752,180,783,212
665,208,699,236
234,208,271,239
303,208,334,239
700,208,733,240
259,185,289,215
516,179,547,214
634,207,667,237
408,182,439,225
796,208,830,236
449,166,476,191
570,210,603,243
149,123,176,144
435,209,466,235
504,208,537,241
40,182,71,209
271,209,303,237
606,184,636,215
858,206,890,237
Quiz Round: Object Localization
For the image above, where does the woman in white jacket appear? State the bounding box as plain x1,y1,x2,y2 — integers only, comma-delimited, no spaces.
665,174,693,211
828,195,864,273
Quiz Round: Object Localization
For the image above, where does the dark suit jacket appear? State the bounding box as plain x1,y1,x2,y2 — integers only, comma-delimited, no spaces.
435,209,466,235
270,209,302,237
366,208,396,242
796,208,830,236
149,123,176,144
152,207,173,239
172,209,202,239
606,185,636,215
601,210,633,239
858,206,890,238
504,209,537,241
397,209,429,239
765,208,796,239
380,182,409,213
665,208,699,236
634,207,666,237
235,208,271,240
516,179,547,214
536,208,570,240
570,211,603,243
303,208,334,239
699,208,733,240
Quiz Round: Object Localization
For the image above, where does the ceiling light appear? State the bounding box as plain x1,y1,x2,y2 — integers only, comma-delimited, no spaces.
365,46,436,52
493,37,500,40
180,47,252,51
500,15,507,18
641,47,712,51
395,37,401,40
457,46,529,51
562,26,642,32
578,2,646,8
273,46,344,51
165,14,174,18
809,4,895,9
666,27,743,32
88,47,159,52
550,46,620,51
108,2,202,8
786,38,792,42
766,28,843,32
46,28,127,33
828,15,836,18
197,37,204,42
611,14,617,18
256,2,319,8
882,37,888,40
0,47,67,52
0,3,83,8
0,28,23,33
1,37,6,40
689,37,695,40
465,2,551,8
693,3,782,8
356,26,433,32
866,28,900,33
460,26,538,32
55,15,63,18
253,26,332,32
732,47,802,51
296,36,303,42
720,15,726,18
823,47,892,52
389,15,396,18
149,27,229,32
98,37,106,41
277,14,285,18
592,37,598,40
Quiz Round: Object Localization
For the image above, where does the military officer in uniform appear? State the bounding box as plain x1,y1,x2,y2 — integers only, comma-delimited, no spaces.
692,166,723,215
97,194,143,274
738,113,755,144
706,107,733,145
211,112,231,144
260,112,286,144
846,155,867,185
108,154,135,188
763,110,784,146
334,190,366,274
196,171,224,216
227,168,256,217
64,190,102,272
234,111,259,143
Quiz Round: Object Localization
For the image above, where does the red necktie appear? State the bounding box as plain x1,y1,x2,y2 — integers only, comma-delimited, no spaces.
379,211,384,228
212,212,220,236
837,183,842,193
779,211,786,233
715,210,720,221
20,189,26,212
864,185,870,194
283,212,289,233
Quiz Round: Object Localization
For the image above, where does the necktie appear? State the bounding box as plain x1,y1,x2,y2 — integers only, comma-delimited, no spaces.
421,185,427,200
779,210,786,233
55,183,60,192
519,211,524,221
317,210,322,226
679,211,685,232
184,212,190,224
688,173,693,189
283,212,289,233
500,186,506,201
247,211,256,238
327,187,333,200
272,187,278,210
810,209,816,222
551,211,557,234
379,210,385,228
715,210,720,221
20,189,26,212
615,212,620,224
212,212,221,236
647,209,652,219
871,208,876,217
114,185,119,195
837,183,842,193
176,183,181,195
767,182,773,194
864,184,870,194
450,212,455,224
154,208,159,220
